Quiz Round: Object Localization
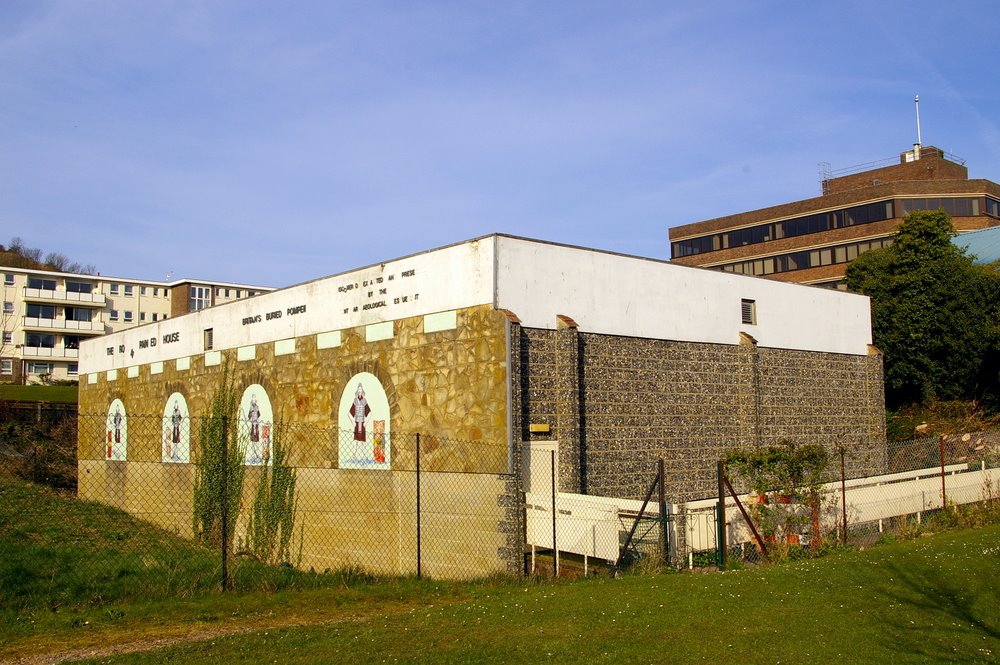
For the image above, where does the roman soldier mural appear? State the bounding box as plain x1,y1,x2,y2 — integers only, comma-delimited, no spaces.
239,385,273,465
338,372,390,469
105,399,127,461
161,393,190,463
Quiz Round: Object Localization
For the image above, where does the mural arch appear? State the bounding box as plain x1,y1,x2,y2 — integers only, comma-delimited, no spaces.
338,372,391,469
105,399,128,461
239,384,273,466
161,392,191,463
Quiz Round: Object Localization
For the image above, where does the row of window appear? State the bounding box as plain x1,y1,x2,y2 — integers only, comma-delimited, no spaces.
4,302,167,324
109,310,167,323
216,287,257,299
672,196,1000,258
0,360,77,376
5,274,172,298
18,332,84,349
108,284,168,297
716,236,895,277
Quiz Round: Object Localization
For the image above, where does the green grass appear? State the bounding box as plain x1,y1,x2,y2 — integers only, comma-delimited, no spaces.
3,476,1000,664
78,528,1000,664
0,383,78,403
0,474,475,661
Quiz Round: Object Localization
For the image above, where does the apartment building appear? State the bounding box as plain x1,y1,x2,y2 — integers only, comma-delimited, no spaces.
1,267,272,384
669,146,1000,288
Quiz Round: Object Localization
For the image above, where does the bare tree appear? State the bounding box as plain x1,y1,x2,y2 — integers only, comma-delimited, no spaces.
45,252,70,271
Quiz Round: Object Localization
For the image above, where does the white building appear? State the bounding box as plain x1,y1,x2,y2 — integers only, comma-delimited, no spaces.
1,266,272,384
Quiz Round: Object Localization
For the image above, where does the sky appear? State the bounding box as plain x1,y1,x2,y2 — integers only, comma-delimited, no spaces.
2,1,999,288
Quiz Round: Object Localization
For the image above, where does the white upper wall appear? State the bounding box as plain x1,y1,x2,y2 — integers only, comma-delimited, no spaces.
80,239,497,373
80,235,873,374
494,236,872,355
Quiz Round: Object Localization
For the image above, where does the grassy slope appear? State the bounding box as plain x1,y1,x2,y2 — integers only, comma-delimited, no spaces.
78,526,1000,664
0,384,78,403
3,477,998,664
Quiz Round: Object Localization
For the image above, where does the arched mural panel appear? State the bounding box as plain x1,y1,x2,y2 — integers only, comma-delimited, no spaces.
105,399,127,461
239,384,274,466
338,372,391,469
162,392,191,463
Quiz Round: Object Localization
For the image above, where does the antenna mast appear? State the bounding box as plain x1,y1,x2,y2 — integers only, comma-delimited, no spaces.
914,95,922,147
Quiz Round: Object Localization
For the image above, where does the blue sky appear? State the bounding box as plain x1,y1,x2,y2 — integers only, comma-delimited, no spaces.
2,1,998,287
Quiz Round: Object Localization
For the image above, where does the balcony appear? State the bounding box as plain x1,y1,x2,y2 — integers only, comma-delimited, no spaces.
20,346,80,359
22,288,107,307
22,317,106,335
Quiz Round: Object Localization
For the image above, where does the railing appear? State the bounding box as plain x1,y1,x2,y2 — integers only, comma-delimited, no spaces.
825,147,967,180
22,287,106,306
20,346,80,358
22,317,105,333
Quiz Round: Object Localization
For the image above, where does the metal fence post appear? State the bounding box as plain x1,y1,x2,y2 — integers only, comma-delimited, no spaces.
840,447,847,545
657,459,668,564
416,432,422,579
716,460,726,571
551,449,557,576
220,414,230,592
939,434,947,509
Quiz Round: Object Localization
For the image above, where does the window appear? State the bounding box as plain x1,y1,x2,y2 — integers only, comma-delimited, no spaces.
248,290,255,297
64,335,81,350
68,363,78,376
109,284,119,294
27,277,56,290
65,307,92,322
140,286,147,296
204,328,214,351
153,287,159,296
3,302,13,314
0,359,11,375
3,274,13,285
140,312,146,322
741,299,756,325
26,333,56,348
224,288,230,297
27,361,53,375
189,286,211,311
2,331,11,344
987,197,1000,218
109,309,119,321
66,281,93,294
27,304,56,319
235,290,242,298
124,310,134,322
216,288,222,297
124,285,134,296
152,313,159,322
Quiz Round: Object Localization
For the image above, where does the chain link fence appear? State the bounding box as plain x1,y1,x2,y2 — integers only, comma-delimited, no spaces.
669,432,1000,569
3,412,521,611
5,407,1000,604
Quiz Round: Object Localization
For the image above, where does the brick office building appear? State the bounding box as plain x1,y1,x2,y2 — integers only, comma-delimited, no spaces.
669,146,1000,288
78,235,885,576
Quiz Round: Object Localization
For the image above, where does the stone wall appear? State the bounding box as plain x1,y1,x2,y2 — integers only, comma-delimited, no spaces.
515,325,885,503
77,304,522,578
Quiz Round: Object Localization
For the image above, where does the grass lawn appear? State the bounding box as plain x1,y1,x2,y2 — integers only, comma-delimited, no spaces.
0,383,78,403
2,475,999,664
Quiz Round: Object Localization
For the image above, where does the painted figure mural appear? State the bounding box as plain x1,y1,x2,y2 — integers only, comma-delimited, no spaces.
161,392,190,463
239,385,273,465
350,383,371,442
338,372,390,469
104,399,128,461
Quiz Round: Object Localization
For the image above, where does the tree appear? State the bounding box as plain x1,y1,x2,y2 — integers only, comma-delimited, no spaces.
846,210,1000,409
